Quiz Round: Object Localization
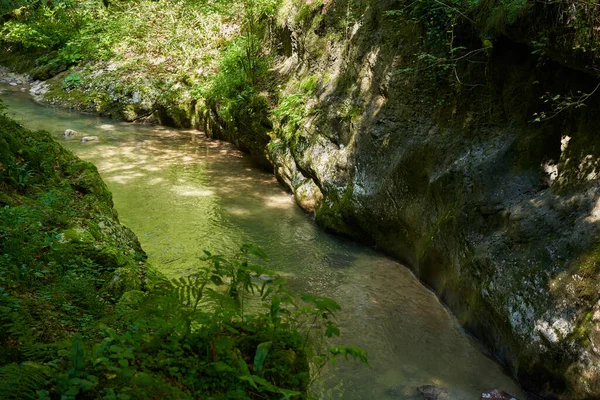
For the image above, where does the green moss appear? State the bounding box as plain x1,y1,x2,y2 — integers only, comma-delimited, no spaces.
61,228,96,244
0,49,42,73
117,290,146,310
315,184,356,237
549,239,600,305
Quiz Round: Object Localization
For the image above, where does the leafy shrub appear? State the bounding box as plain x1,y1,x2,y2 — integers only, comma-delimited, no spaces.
62,73,82,89
0,243,367,399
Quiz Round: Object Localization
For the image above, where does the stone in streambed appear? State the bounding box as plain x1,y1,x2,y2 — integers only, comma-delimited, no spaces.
480,390,518,400
29,80,49,96
81,136,99,142
63,129,81,137
418,385,449,400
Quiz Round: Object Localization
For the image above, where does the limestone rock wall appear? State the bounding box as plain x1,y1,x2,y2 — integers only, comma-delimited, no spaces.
268,2,600,398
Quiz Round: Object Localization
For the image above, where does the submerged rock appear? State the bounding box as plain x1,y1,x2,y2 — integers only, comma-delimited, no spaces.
63,128,81,137
81,135,99,142
480,390,518,400
418,385,449,400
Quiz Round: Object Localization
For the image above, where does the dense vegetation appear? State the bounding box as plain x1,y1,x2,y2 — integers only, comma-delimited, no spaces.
2,0,600,134
0,104,366,399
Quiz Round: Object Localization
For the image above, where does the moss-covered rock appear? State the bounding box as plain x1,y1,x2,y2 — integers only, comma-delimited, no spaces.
0,111,146,362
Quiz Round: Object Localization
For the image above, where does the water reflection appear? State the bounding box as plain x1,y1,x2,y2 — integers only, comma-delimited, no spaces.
1,88,523,399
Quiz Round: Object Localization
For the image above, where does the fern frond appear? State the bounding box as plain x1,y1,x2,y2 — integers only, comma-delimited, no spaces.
0,362,52,400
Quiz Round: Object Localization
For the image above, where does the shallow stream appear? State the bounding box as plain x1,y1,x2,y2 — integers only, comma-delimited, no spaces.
1,88,523,399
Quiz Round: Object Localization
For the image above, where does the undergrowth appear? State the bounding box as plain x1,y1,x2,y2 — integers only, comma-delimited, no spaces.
272,76,319,143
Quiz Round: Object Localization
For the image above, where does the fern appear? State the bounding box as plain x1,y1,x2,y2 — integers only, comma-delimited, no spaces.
167,275,209,307
0,362,52,400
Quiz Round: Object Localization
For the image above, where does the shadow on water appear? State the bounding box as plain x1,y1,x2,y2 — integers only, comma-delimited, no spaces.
0,87,524,399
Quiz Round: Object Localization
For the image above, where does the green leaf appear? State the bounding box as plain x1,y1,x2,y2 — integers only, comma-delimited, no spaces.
36,390,51,400
70,334,84,377
301,293,341,313
211,361,235,372
109,345,125,353
223,324,240,334
270,296,281,321
253,341,272,373
238,375,258,389
241,243,268,260
77,378,97,391
105,328,116,339
210,274,224,285
325,321,340,338
64,385,80,396
261,285,274,300
328,345,369,366
235,350,251,377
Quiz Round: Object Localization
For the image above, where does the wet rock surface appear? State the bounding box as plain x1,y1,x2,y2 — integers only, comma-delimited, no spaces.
385,382,472,400
481,389,518,400
0,66,49,98
418,385,449,400
268,2,600,398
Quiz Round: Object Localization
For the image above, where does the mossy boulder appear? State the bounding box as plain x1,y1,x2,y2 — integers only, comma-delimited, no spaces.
116,290,147,311
104,266,144,298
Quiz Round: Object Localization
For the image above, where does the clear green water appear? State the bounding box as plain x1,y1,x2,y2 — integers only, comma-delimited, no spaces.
1,87,523,399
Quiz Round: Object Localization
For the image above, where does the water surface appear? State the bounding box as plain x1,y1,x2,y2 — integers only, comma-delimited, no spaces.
1,87,523,399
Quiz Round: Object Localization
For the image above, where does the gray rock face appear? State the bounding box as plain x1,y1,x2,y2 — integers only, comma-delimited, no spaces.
268,2,600,398
29,80,49,97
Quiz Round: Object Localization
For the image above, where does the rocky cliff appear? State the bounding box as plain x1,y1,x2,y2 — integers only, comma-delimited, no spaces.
267,1,600,398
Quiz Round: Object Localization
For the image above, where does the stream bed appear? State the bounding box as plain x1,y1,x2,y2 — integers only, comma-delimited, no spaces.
1,87,524,399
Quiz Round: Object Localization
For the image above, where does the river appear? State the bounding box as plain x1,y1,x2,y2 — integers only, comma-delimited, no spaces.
0,87,523,399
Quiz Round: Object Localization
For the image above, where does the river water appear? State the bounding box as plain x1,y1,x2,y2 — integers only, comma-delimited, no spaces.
1,87,523,399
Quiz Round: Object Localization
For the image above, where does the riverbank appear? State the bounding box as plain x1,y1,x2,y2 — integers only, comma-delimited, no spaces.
0,108,147,397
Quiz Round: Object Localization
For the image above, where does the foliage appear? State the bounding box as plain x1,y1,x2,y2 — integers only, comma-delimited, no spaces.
1,0,98,51
62,73,81,89
20,245,366,399
192,0,280,138
273,76,319,142
197,34,272,125
532,82,600,122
